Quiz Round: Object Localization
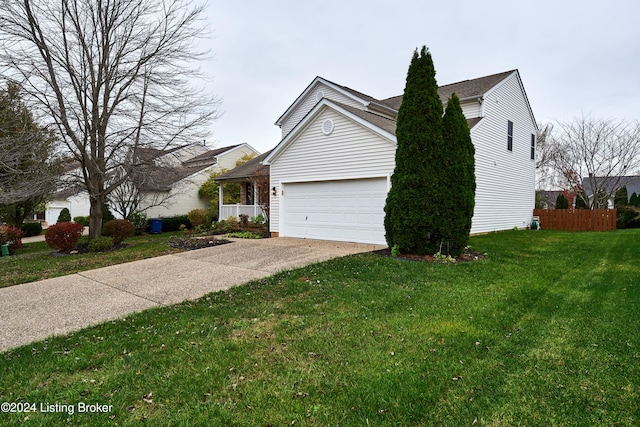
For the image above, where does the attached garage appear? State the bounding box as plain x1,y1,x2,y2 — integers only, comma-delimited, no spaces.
282,178,388,245
264,99,398,246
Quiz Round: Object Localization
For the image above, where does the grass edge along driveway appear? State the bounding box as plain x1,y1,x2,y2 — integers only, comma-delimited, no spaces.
1,230,639,426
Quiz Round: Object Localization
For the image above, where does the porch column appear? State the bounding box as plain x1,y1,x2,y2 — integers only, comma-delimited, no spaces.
218,181,224,220
253,181,259,217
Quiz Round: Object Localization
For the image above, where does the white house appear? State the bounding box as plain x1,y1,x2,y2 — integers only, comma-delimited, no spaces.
139,143,260,218
263,70,538,245
44,143,259,223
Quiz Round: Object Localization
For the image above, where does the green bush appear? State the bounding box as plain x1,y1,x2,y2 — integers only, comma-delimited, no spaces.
251,214,265,225
555,194,569,209
129,211,149,235
102,219,135,245
73,216,90,226
21,221,43,237
57,208,71,222
45,221,84,252
212,218,241,234
187,209,211,229
88,236,113,252
102,204,115,225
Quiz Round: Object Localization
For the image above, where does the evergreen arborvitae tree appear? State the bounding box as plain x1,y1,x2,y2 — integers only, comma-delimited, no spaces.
384,46,444,255
57,208,71,222
440,93,475,256
614,186,629,208
555,193,569,209
630,192,640,207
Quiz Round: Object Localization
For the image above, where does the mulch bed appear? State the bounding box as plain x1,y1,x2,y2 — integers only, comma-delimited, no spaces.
373,247,488,263
168,236,231,251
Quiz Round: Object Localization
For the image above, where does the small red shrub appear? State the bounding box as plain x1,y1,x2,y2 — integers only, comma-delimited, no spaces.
45,221,85,252
102,219,135,245
0,225,25,255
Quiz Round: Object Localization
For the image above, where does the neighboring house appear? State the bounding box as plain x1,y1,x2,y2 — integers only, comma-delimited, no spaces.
537,190,576,209
44,143,259,223
582,175,640,208
263,70,538,245
139,143,260,218
215,150,272,220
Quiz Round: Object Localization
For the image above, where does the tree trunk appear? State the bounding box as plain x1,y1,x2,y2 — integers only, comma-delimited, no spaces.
88,195,103,240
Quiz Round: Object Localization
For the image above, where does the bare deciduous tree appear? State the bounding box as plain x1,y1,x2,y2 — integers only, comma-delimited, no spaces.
0,0,217,238
548,116,640,208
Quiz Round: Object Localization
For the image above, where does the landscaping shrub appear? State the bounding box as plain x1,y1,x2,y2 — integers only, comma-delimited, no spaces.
20,221,42,237
239,214,249,228
212,217,241,234
555,194,569,209
102,219,135,245
45,221,85,252
129,211,149,235
88,236,113,252
250,214,266,225
57,208,71,222
102,204,115,225
73,216,90,226
0,224,25,255
159,215,191,232
188,209,211,229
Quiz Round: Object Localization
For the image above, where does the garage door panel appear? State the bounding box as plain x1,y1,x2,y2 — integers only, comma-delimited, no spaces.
282,178,387,245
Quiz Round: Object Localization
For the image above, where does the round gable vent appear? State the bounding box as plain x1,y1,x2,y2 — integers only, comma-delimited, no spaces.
316,91,325,102
321,119,334,135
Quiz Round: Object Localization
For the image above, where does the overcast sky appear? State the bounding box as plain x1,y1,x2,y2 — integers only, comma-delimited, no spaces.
201,0,640,153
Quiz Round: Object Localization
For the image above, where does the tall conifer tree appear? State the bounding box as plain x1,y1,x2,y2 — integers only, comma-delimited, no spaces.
384,46,444,254
440,93,475,256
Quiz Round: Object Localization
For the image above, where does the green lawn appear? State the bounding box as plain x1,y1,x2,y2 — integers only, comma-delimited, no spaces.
1,230,639,426
0,233,183,288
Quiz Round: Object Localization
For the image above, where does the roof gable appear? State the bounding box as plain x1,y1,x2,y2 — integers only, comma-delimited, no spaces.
265,99,397,165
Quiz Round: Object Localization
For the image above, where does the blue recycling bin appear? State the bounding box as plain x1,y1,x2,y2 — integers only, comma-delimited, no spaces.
150,218,163,234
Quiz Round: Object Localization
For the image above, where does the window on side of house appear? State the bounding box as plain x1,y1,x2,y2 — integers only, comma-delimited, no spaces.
530,134,535,160
507,120,513,151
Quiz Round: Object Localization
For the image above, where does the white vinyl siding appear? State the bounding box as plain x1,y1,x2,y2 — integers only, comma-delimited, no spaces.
142,168,212,218
469,74,536,233
270,107,396,233
216,145,260,171
460,99,482,119
280,83,367,138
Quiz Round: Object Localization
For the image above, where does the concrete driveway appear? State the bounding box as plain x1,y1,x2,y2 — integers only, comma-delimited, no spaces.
0,238,384,352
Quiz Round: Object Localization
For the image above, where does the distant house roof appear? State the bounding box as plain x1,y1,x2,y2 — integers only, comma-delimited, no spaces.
582,176,640,199
215,150,272,181
182,144,241,166
137,144,243,191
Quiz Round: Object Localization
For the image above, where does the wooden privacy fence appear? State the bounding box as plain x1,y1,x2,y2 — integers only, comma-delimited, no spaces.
533,209,617,231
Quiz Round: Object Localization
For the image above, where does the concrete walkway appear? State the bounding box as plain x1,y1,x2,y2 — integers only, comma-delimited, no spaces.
0,238,384,352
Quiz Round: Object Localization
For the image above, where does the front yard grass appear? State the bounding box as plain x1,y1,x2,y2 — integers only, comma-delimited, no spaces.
0,232,183,288
1,229,639,425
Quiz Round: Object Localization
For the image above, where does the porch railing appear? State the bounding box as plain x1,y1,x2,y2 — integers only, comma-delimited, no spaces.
220,204,265,220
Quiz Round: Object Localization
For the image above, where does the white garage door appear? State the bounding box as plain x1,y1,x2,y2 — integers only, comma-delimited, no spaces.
282,178,387,245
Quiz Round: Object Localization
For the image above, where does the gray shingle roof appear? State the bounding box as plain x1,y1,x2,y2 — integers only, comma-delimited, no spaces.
379,70,515,110
582,176,640,199
215,150,272,181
